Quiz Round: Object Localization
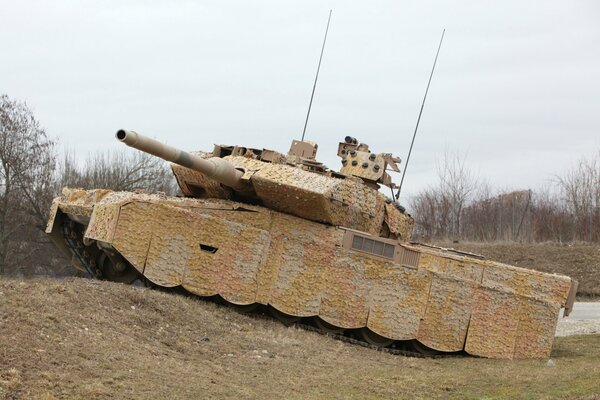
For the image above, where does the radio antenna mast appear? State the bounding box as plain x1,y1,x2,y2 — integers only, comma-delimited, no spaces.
396,29,445,200
301,9,332,142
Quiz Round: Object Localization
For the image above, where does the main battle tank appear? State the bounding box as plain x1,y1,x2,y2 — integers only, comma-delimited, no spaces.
46,130,577,359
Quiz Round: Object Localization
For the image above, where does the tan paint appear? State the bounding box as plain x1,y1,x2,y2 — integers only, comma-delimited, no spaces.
46,188,574,359
44,132,576,359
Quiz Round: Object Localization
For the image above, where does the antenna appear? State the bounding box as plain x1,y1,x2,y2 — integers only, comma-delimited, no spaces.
301,9,333,142
396,29,445,200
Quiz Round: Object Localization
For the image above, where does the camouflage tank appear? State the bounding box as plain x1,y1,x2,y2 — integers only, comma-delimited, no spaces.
46,130,577,359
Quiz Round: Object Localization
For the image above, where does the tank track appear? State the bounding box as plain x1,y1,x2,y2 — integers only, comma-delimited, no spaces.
61,217,101,278
60,216,462,359
292,323,458,359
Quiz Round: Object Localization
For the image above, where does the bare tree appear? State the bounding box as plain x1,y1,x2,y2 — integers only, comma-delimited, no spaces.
437,151,478,240
0,94,57,274
411,151,478,241
57,148,178,195
556,153,600,241
531,186,575,243
410,187,441,240
462,181,498,241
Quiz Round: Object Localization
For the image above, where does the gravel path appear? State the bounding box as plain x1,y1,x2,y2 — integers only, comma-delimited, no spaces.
555,302,600,337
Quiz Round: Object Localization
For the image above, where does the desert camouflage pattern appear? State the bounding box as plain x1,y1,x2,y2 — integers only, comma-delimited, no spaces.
47,187,575,359
172,155,410,237
46,130,576,359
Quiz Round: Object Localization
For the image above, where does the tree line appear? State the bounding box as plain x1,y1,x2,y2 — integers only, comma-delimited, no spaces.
0,94,177,276
409,151,600,243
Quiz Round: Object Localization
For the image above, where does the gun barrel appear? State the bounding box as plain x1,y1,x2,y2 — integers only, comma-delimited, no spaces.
116,129,245,190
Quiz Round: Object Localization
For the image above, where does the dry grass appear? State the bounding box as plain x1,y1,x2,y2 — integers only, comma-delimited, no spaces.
436,242,600,298
1,276,599,399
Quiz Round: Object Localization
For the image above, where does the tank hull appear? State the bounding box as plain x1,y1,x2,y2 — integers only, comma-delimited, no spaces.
47,188,576,359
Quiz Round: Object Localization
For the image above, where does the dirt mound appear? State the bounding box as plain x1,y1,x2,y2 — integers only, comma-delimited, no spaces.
437,242,600,298
1,277,600,399
0,277,409,399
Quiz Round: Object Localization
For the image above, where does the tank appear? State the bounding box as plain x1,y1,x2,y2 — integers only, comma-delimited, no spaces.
46,129,577,359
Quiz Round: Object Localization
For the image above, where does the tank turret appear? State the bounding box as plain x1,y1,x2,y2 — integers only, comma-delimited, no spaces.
116,129,414,239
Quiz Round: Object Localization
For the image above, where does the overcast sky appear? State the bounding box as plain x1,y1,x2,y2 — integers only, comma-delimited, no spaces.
1,0,599,202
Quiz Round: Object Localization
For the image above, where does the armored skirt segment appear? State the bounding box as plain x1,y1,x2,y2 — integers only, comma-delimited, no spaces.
47,188,575,359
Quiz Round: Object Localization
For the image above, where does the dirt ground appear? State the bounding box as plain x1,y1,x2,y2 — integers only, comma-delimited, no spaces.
436,241,600,298
1,276,600,400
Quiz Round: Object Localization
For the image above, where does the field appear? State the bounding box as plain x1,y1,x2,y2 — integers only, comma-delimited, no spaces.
1,271,600,399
